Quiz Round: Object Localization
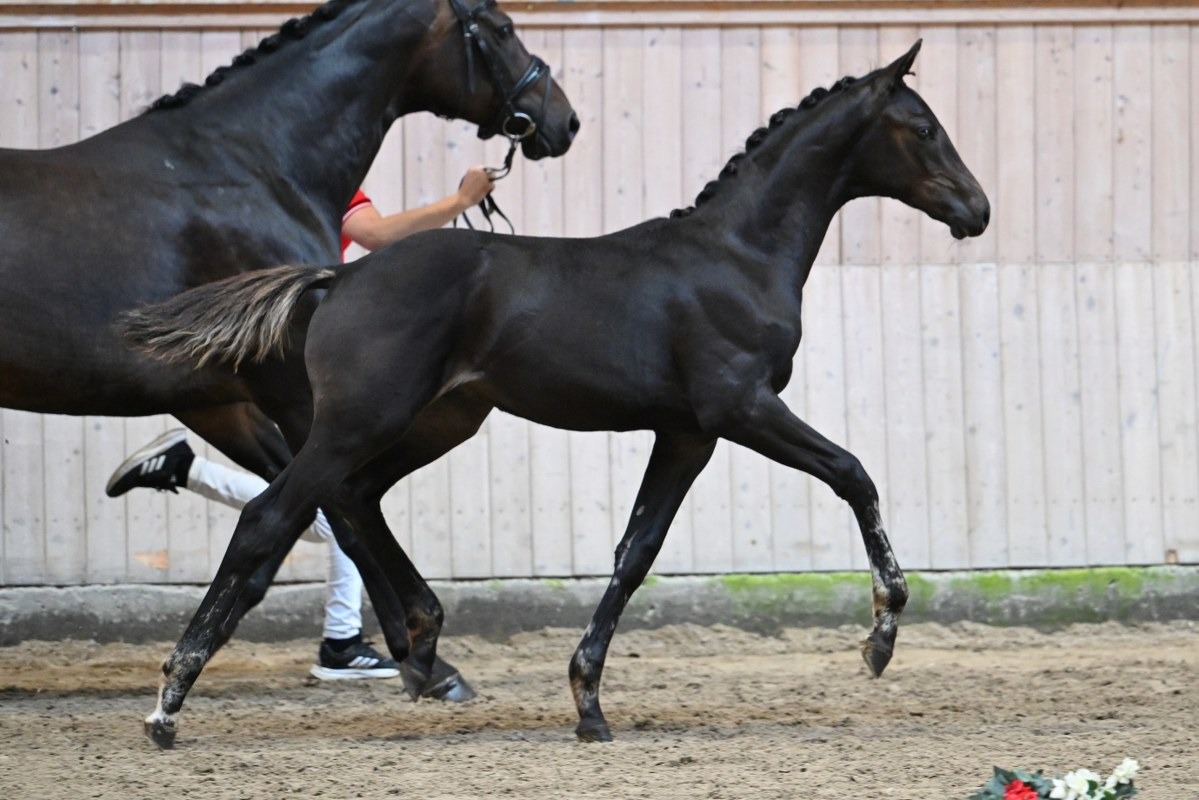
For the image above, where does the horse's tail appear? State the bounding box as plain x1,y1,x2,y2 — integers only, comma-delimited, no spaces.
121,264,337,370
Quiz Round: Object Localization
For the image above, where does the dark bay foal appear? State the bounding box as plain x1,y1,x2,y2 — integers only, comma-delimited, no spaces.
125,41,989,744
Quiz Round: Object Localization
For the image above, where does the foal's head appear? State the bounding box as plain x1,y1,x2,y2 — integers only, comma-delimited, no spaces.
413,0,579,159
841,41,990,239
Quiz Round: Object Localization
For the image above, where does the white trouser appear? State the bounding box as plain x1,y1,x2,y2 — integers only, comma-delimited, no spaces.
186,457,363,640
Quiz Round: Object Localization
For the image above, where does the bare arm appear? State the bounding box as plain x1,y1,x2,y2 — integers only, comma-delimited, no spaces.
342,167,495,252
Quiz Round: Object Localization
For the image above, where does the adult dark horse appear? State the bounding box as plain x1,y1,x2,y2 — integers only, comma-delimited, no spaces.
126,41,988,745
0,0,577,698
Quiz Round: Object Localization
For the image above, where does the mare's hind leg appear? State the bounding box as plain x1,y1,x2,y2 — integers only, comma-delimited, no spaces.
721,389,908,678
570,433,716,742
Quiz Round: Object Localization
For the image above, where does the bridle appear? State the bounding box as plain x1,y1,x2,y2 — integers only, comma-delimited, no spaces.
448,0,550,232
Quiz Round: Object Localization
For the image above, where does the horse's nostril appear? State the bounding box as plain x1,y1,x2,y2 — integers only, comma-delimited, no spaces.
568,113,581,138
982,205,991,227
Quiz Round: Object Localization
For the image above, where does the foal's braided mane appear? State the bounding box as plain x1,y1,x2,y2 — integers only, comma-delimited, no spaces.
670,75,857,219
143,0,360,113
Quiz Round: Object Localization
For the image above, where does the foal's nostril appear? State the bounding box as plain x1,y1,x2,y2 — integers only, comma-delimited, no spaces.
568,113,581,139
981,205,991,228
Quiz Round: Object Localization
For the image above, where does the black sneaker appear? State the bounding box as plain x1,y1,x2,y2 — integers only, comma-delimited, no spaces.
310,639,400,681
105,429,195,497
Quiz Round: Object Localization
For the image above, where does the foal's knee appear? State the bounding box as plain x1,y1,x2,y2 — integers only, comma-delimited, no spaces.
829,454,877,508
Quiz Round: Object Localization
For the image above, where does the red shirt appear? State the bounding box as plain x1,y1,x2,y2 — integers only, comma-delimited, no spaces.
340,189,373,260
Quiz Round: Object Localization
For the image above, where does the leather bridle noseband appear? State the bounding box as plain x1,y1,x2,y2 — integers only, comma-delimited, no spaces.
448,0,550,145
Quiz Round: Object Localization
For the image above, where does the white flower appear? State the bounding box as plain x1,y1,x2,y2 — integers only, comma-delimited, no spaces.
1060,769,1102,799
1049,778,1072,799
1111,758,1139,784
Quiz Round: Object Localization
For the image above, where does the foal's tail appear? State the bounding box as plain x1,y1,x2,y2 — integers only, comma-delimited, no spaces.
121,264,337,370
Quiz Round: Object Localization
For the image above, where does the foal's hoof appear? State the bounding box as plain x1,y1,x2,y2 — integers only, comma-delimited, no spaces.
144,718,177,750
400,660,477,703
575,718,613,743
859,634,895,678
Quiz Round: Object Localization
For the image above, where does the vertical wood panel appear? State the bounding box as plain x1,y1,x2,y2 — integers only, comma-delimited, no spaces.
995,26,1036,263
1115,263,1162,565
1034,25,1075,265
1112,26,1152,262
838,27,880,267
954,27,997,265
1074,25,1115,263
1151,26,1190,260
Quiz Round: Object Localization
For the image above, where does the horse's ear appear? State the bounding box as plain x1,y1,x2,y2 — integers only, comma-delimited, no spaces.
883,39,922,88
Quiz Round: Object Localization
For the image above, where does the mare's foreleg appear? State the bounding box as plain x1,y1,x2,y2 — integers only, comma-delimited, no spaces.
723,390,908,677
570,433,716,743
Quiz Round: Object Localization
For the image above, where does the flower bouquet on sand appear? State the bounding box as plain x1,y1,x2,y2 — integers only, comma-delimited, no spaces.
968,758,1138,800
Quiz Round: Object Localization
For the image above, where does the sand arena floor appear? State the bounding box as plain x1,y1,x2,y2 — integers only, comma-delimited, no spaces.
0,621,1195,799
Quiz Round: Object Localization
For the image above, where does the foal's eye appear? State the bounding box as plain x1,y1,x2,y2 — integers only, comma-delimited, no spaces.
916,125,933,140
498,23,514,39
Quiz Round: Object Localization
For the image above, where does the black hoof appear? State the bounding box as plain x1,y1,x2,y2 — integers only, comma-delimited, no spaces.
859,634,894,678
400,660,477,703
575,718,613,743
144,718,177,749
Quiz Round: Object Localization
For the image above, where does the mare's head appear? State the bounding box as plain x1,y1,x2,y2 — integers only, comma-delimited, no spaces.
840,41,989,239
413,0,579,159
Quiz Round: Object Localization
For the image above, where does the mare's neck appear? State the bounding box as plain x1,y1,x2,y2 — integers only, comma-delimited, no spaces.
157,0,442,223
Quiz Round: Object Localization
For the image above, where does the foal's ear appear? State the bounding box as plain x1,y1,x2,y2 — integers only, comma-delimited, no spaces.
882,39,922,88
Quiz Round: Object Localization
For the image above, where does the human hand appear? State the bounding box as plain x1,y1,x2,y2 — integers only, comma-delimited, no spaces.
456,166,496,209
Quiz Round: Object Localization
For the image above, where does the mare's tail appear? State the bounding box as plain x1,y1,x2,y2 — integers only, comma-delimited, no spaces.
121,264,337,370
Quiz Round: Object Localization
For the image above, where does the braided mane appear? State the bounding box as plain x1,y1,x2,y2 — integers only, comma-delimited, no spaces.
144,0,360,113
670,75,858,219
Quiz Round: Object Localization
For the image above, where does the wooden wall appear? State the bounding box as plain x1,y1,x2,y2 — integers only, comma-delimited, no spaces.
1,1,1197,586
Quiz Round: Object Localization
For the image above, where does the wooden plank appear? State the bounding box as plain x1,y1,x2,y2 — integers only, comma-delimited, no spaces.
994,26,1035,263
841,264,886,573
1151,25,1190,261
881,263,930,568
561,27,612,576
1112,25,1152,262
1154,262,1198,565
1115,262,1162,565
38,30,87,585
1034,24,1074,265
920,264,968,569
1038,263,1086,567
837,26,879,267
1193,26,1199,263
953,26,997,266
1073,25,1114,263
488,412,531,578
1075,262,1124,564
998,262,1047,566
960,263,1007,569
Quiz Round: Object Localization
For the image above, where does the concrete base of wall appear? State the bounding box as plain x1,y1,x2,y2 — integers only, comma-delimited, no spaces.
1,566,1196,645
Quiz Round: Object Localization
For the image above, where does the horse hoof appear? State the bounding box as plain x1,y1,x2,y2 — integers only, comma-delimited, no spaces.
575,719,613,743
859,635,894,678
144,718,177,749
399,662,477,703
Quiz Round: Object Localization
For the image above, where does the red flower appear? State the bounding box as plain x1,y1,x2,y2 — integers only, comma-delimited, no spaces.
1004,780,1039,800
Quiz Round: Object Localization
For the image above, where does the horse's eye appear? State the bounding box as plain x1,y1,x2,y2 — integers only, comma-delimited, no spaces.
916,125,933,140
498,24,514,39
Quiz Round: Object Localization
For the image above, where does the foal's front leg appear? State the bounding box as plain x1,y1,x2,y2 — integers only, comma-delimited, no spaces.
722,390,908,678
570,433,716,742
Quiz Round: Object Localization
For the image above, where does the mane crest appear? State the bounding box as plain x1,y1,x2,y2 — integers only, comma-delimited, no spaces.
144,0,358,114
670,75,857,219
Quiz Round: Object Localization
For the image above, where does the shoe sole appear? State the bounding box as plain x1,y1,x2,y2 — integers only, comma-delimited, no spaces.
105,428,189,497
309,665,400,681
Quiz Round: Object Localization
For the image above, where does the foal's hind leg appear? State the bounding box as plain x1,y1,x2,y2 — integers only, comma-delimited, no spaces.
722,389,908,678
570,433,716,742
